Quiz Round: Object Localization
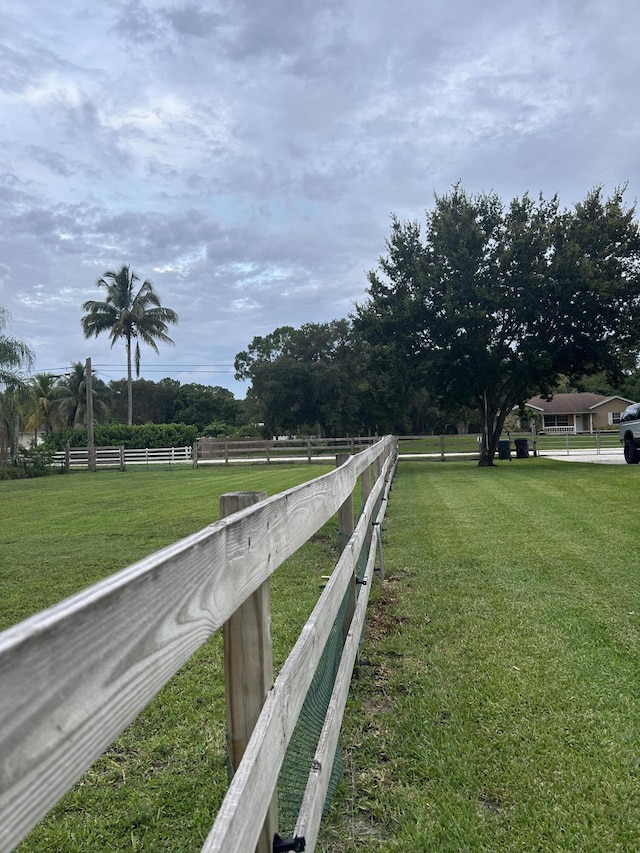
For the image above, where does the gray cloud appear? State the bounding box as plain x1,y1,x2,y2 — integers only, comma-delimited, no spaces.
162,3,222,38
1,0,640,392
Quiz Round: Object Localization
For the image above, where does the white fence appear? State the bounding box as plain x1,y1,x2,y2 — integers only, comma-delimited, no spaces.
0,436,397,852
50,439,381,470
542,426,575,435
51,445,193,469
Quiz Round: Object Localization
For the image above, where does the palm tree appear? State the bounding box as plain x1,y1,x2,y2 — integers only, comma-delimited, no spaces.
25,373,64,441
57,362,110,429
0,308,34,463
81,266,178,425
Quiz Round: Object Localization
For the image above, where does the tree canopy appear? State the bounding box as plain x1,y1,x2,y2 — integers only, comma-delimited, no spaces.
355,185,640,464
25,373,64,438
81,266,178,426
0,308,34,394
56,362,111,429
0,308,34,462
235,320,371,437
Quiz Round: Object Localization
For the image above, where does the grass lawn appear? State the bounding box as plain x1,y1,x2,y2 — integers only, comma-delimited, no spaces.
4,459,640,851
1,464,335,852
321,459,640,852
0,464,335,632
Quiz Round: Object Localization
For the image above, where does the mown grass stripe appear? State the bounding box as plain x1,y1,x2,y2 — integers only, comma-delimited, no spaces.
321,459,640,852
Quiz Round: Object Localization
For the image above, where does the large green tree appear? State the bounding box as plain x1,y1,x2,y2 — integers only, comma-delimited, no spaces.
0,308,34,462
108,377,180,425
81,266,179,425
356,185,640,465
235,320,371,437
169,383,242,433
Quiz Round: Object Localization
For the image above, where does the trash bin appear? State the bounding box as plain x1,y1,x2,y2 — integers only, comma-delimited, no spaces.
498,439,511,460
514,438,529,459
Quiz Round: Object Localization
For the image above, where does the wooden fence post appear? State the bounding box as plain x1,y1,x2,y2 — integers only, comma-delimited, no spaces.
336,453,357,670
64,440,70,474
336,454,355,552
360,463,373,559
85,358,96,472
373,454,383,518
220,491,276,853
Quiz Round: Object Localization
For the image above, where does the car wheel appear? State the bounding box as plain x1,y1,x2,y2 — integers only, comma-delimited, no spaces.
624,437,640,464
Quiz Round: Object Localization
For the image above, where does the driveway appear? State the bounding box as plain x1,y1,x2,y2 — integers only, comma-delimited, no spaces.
538,448,626,464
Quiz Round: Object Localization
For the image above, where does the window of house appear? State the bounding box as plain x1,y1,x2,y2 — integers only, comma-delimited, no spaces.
543,414,569,428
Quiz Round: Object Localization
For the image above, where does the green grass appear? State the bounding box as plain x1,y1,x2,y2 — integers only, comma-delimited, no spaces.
5,459,640,851
1,465,335,852
320,459,640,852
0,465,334,632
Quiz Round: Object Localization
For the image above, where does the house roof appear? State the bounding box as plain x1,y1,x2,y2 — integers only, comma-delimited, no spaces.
526,392,633,415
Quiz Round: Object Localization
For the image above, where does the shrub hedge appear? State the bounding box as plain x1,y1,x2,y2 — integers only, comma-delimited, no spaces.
42,423,198,451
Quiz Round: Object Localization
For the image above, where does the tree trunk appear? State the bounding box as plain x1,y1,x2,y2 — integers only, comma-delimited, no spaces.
478,393,514,467
10,413,19,466
126,335,133,426
478,390,496,466
478,442,495,466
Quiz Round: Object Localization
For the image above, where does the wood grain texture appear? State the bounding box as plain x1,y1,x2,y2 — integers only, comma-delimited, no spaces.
220,491,276,853
201,450,396,852
295,455,397,851
0,437,396,852
296,539,376,850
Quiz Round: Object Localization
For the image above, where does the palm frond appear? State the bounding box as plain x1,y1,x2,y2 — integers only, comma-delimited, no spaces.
80,268,178,421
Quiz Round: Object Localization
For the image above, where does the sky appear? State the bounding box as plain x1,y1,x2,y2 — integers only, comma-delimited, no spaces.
2,0,639,398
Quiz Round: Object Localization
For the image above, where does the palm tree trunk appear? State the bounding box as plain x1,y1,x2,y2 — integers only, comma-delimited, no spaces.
11,413,19,466
126,335,133,426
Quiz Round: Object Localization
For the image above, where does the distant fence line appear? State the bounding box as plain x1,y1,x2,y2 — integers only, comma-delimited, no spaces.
51,437,380,471
48,430,623,471
397,431,622,460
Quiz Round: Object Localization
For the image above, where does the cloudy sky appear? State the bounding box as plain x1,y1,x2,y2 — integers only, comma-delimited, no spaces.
1,0,638,397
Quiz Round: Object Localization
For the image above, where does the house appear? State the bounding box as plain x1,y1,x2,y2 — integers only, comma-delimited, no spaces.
526,393,634,434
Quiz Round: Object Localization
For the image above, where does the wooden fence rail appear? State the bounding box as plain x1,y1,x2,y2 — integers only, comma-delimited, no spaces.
50,438,380,470
0,435,397,853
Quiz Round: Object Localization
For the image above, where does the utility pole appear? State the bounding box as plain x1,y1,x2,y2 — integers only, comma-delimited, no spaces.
86,357,96,472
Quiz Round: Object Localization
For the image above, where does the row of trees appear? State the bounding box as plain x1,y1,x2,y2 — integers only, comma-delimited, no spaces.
238,185,640,464
28,371,246,437
0,357,253,464
4,186,640,467
234,320,453,436
1,265,184,464
0,308,35,463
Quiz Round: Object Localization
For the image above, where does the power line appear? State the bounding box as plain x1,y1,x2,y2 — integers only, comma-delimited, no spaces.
32,364,237,374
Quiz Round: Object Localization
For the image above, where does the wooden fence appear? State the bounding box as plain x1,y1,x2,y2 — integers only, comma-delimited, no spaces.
50,438,379,470
196,437,377,465
0,435,397,853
